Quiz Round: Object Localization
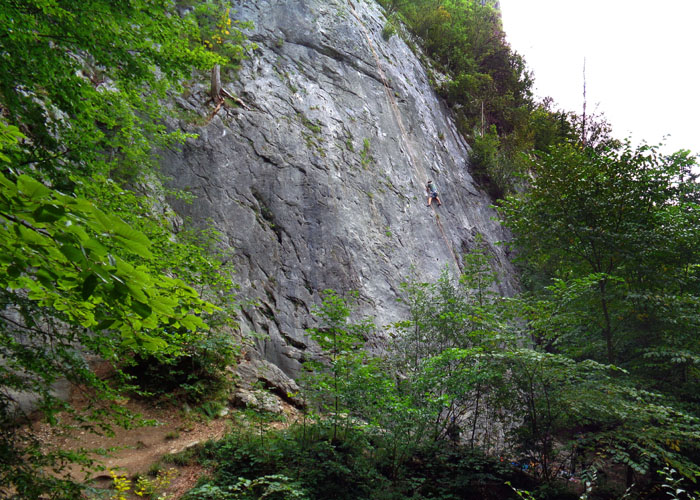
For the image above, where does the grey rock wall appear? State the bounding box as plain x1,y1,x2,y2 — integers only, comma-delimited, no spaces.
161,0,517,382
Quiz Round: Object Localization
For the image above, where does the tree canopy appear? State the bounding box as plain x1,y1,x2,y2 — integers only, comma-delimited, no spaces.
0,0,250,496
499,142,700,387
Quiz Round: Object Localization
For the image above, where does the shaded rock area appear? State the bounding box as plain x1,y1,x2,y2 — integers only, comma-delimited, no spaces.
234,357,304,410
161,0,517,385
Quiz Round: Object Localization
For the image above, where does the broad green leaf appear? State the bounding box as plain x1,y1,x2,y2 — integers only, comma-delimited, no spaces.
113,234,153,259
131,300,153,319
32,203,66,223
95,318,115,330
81,273,98,300
59,243,86,266
17,175,50,200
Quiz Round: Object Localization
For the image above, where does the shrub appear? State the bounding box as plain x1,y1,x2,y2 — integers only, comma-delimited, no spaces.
382,19,397,40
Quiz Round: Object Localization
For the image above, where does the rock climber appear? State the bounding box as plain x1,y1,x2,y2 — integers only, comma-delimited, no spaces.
426,180,442,207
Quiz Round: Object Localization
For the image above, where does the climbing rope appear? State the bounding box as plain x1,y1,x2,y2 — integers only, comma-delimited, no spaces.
347,1,461,272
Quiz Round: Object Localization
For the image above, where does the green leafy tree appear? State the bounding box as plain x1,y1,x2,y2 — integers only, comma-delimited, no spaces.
1,0,221,184
0,167,217,497
499,139,700,481
388,249,512,454
304,290,373,441
0,0,250,496
304,289,438,475
499,141,700,372
498,347,700,483
389,247,700,483
190,0,255,101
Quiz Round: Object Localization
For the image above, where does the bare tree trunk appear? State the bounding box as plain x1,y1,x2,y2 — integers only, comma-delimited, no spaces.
211,64,222,102
480,100,485,137
581,58,587,146
599,279,614,363
470,381,482,449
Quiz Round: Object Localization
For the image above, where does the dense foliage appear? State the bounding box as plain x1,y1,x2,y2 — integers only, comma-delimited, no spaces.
185,250,699,499
376,0,621,199
500,142,700,375
377,0,538,196
2,0,699,498
379,0,531,137
182,425,531,500
0,0,250,496
496,140,700,492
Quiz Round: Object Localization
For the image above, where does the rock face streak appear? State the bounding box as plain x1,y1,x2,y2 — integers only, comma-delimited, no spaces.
162,0,516,381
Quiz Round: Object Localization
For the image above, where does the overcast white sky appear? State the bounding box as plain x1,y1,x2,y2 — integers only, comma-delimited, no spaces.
499,0,700,155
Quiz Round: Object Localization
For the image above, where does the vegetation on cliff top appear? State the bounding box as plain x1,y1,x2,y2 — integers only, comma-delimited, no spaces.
377,0,622,199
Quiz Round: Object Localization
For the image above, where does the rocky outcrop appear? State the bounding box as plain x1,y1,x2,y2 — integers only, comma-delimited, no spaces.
232,357,304,412
161,0,517,382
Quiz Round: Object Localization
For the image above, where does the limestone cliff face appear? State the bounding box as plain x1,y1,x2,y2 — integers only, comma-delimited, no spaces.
161,0,517,381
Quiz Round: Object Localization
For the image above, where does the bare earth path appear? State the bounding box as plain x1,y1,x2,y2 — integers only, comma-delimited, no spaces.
31,395,230,498
30,389,298,498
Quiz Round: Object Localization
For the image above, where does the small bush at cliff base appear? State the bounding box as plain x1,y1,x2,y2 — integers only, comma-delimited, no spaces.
125,328,238,404
184,475,308,500
185,424,531,500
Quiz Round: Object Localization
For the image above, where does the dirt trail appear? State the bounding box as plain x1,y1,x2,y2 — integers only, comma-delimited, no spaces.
31,396,229,498
30,390,298,498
